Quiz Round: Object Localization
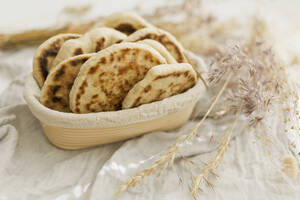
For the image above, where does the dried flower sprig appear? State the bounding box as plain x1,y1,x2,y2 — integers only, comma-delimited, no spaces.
208,43,282,127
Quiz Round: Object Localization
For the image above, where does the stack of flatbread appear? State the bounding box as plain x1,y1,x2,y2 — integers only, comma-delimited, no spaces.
33,12,199,113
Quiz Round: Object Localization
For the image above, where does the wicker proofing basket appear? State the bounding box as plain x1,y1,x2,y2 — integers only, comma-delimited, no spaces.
24,51,206,150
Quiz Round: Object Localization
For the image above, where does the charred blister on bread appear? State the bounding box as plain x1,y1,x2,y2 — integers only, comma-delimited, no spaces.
48,28,126,81
33,33,82,88
101,12,153,35
122,63,197,109
69,42,167,113
126,28,187,63
115,23,137,35
40,54,93,112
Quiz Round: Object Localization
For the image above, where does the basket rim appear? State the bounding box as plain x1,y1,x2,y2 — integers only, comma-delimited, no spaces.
24,51,206,129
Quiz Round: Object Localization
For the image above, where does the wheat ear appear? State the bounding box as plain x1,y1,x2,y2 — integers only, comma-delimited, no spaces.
191,114,239,199
115,73,233,196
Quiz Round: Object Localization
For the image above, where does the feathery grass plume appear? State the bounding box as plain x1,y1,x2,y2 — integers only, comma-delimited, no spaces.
208,43,282,127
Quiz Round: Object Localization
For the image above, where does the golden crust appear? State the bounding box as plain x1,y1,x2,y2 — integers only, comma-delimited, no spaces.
102,12,153,35
69,42,167,113
125,28,187,63
40,53,94,112
122,63,197,109
50,28,126,75
32,33,82,88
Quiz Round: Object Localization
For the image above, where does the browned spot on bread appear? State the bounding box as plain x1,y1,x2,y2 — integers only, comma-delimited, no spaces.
118,67,129,75
95,38,106,52
38,35,80,81
38,40,62,78
92,94,98,99
99,57,106,64
184,71,189,77
79,80,88,92
155,34,184,62
39,57,48,79
132,97,141,107
52,85,61,95
144,54,149,60
116,39,123,43
54,65,65,80
133,32,185,62
144,85,151,93
162,40,184,62
71,57,89,66
88,66,98,74
76,94,81,102
42,38,62,57
86,103,91,111
156,89,166,99
68,83,73,89
121,48,130,54
52,97,61,103
154,72,182,80
189,76,196,83
136,33,152,41
115,23,137,35
73,48,83,56
75,81,88,110
110,54,114,62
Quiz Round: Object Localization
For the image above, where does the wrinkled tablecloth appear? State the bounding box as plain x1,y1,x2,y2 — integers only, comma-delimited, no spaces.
0,45,299,200
1,0,300,199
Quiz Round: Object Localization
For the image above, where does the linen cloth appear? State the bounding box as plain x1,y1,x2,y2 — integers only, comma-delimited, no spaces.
1,0,300,198
0,46,299,200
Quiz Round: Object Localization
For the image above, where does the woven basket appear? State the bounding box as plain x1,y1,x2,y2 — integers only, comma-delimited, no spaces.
24,51,206,150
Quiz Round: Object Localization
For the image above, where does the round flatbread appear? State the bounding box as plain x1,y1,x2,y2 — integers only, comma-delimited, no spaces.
50,28,126,72
33,33,81,88
138,39,177,64
122,63,197,109
99,12,153,35
69,42,167,113
40,53,95,112
125,27,187,63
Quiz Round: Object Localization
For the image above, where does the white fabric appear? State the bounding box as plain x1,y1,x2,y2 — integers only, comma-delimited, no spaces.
1,0,300,198
0,46,299,200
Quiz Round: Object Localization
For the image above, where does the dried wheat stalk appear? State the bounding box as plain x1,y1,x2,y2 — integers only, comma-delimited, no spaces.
0,0,225,53
0,20,98,49
191,112,239,199
115,73,233,196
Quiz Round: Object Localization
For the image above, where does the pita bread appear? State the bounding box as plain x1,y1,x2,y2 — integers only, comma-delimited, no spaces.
50,28,126,73
86,27,126,52
125,27,187,63
69,42,167,113
138,39,177,64
122,63,197,109
40,53,95,112
33,33,81,88
100,12,153,35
